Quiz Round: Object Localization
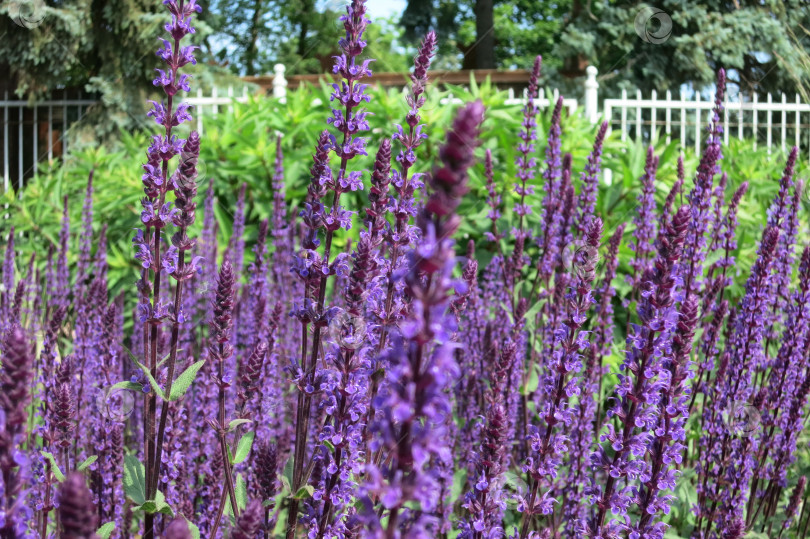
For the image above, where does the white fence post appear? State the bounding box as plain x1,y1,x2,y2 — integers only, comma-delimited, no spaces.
196,88,204,137
273,64,288,102
584,66,599,124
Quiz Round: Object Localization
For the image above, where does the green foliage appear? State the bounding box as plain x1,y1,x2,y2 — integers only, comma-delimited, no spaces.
136,489,174,517
0,0,243,146
227,418,253,432
400,0,810,98
76,455,98,471
5,81,806,328
556,0,810,98
39,451,65,482
232,431,255,465
168,360,206,401
123,454,147,506
96,522,116,539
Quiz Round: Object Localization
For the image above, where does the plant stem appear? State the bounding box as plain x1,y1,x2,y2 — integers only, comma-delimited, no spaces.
211,482,229,535
218,339,239,518
150,255,185,497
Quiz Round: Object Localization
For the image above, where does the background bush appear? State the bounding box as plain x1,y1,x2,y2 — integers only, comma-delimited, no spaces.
5,79,805,315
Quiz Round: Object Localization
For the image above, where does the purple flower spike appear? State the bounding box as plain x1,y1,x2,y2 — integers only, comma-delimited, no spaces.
586,205,691,538
513,55,542,238
57,473,98,539
576,121,608,238
365,101,484,537
628,146,659,290
680,68,726,299
519,217,602,539
231,500,263,539
0,327,34,537
164,518,193,539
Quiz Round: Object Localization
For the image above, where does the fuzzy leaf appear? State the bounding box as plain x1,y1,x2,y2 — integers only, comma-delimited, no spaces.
168,359,205,401
96,522,116,539
123,455,147,505
279,474,291,495
184,517,201,539
224,475,248,517
109,381,143,392
282,456,294,485
232,431,255,465
40,451,65,482
236,474,247,511
228,418,252,432
77,455,98,471
292,485,314,500
137,490,173,516
521,364,540,396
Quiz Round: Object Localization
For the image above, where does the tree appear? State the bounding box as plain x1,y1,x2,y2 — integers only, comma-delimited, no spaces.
399,0,810,99
0,0,234,144
557,0,810,98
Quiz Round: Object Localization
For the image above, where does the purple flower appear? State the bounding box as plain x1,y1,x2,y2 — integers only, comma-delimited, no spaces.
57,473,98,538
363,101,484,536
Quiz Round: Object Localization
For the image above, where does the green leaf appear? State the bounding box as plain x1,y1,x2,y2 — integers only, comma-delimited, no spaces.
133,360,165,400
292,485,314,500
228,418,252,432
168,359,206,401
450,468,468,505
96,522,116,539
236,473,247,512
184,517,201,539
123,455,147,505
136,490,174,516
521,364,539,396
232,431,255,465
322,439,335,452
279,474,291,495
40,451,65,482
282,455,294,487
157,350,177,369
77,455,98,471
122,345,140,366
109,381,143,392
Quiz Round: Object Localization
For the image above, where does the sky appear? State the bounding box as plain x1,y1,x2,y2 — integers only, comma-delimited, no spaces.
320,0,406,20
366,0,406,19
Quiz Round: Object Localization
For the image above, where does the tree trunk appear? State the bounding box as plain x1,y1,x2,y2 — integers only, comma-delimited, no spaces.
244,0,264,76
297,0,313,59
474,0,496,69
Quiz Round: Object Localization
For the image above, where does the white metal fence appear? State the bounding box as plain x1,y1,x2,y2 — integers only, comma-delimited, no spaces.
3,66,809,194
0,89,252,195
603,88,810,158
